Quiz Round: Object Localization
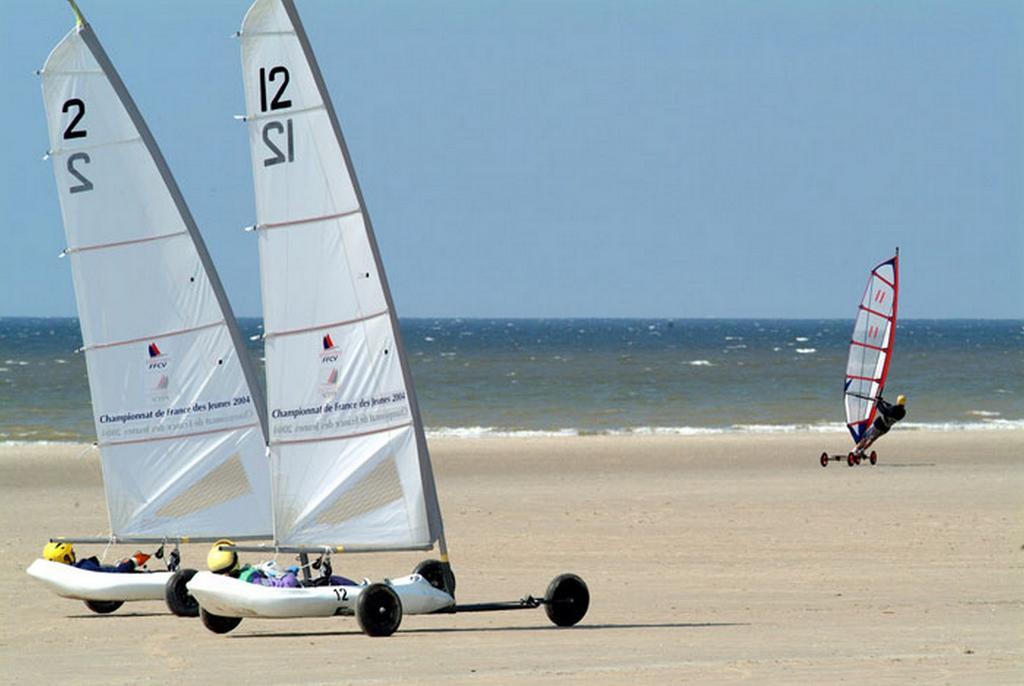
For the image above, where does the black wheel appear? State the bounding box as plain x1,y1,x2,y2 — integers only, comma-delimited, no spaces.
200,608,242,634
869,450,878,466
819,452,829,468
356,583,402,637
847,452,855,467
413,559,456,595
84,599,123,614
544,573,589,627
164,568,199,617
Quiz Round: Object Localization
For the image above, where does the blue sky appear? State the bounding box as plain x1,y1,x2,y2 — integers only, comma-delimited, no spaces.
2,0,1021,318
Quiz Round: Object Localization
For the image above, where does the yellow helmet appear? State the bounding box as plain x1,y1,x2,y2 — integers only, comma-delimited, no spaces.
896,394,907,406
207,539,238,574
43,541,76,565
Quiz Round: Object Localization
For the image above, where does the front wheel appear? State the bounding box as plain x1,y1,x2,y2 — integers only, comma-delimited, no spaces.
84,599,123,614
869,450,877,466
819,452,829,468
164,568,199,617
544,573,589,627
356,583,402,637
847,452,855,467
200,608,242,634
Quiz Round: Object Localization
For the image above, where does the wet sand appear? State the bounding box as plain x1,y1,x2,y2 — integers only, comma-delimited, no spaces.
2,431,1022,684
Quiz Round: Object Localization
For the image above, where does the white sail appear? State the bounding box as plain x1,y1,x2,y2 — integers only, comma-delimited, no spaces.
41,17,271,539
844,253,899,442
240,0,443,548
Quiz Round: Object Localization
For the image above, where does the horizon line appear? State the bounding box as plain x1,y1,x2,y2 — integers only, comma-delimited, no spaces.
2,315,1022,322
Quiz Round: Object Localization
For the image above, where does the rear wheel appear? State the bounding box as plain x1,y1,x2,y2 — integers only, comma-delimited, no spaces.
356,583,402,637
544,573,589,627
819,452,829,468
84,599,123,614
869,450,878,466
200,608,242,634
854,453,862,465
413,559,456,595
847,452,855,467
164,568,199,617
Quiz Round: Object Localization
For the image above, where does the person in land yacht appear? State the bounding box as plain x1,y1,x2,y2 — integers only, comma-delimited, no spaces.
206,540,357,588
43,541,152,573
854,394,907,455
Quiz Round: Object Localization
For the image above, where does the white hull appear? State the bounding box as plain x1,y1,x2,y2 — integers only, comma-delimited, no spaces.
187,570,453,619
26,559,172,602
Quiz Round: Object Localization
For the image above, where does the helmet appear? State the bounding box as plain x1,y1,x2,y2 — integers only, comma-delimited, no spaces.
896,394,906,406
207,539,238,574
43,541,76,565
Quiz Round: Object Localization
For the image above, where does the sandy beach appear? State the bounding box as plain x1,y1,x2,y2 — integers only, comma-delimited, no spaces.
1,430,1021,684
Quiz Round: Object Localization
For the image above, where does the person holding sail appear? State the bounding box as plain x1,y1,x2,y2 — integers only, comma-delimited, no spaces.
854,394,907,455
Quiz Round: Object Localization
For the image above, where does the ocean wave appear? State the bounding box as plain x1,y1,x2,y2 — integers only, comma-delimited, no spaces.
688,360,714,367
425,420,1024,439
967,410,1001,417
6,419,1023,445
795,348,817,354
1,440,91,447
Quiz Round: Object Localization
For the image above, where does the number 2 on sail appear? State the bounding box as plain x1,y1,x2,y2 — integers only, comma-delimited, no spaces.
61,99,94,193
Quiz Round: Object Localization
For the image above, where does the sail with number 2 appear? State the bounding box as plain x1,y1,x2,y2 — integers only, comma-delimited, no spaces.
240,0,444,549
40,9,271,539
844,251,900,442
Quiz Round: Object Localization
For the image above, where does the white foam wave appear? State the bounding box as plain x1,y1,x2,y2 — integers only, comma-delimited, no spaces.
8,421,1023,446
425,420,1024,439
795,336,810,342
688,360,714,367
967,410,1001,418
1,440,90,447
795,348,817,354
426,427,579,439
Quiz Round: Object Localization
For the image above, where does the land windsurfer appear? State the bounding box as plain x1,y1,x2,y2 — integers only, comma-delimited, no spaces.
854,394,907,455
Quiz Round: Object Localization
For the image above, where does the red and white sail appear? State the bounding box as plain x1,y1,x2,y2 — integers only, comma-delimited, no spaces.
239,0,443,549
844,252,900,442
41,14,271,539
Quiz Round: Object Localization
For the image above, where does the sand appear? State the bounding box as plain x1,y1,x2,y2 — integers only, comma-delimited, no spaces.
1,430,1021,684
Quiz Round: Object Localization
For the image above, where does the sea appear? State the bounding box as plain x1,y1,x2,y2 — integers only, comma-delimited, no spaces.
1,317,1021,443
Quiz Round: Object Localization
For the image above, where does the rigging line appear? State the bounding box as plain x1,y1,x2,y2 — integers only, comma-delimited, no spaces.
272,421,413,447
257,209,360,231
101,422,260,448
65,230,187,255
264,310,388,340
85,320,224,351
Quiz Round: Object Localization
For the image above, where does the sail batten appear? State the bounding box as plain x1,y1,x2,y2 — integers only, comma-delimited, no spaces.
42,20,271,539
242,0,443,549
